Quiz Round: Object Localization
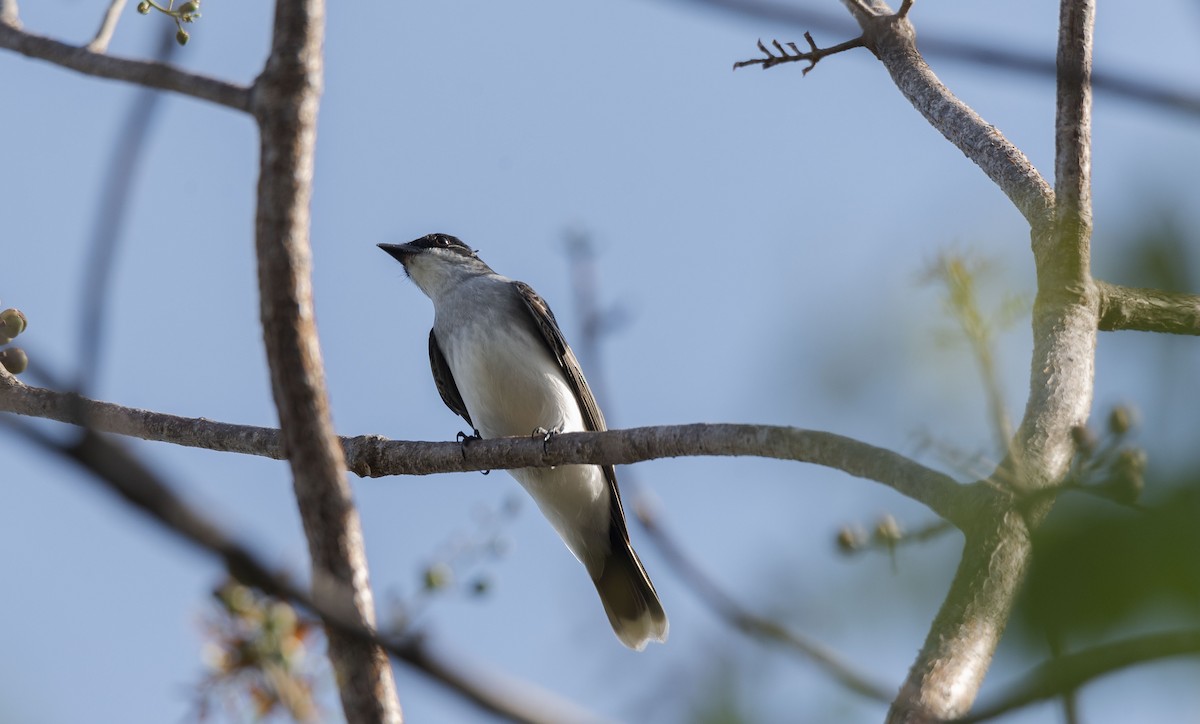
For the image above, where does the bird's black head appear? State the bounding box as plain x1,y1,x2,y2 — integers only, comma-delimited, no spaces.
406,233,479,259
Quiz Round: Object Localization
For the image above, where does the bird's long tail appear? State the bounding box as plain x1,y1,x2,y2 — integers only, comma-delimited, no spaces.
592,538,668,651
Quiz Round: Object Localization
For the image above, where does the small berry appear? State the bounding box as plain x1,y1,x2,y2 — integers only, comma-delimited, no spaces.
0,347,28,374
0,308,26,338
176,28,190,45
137,1,151,14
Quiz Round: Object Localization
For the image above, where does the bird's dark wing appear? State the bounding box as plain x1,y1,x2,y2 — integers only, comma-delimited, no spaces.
514,281,631,540
429,328,473,428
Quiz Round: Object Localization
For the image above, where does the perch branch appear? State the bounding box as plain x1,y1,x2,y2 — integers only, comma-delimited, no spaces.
0,370,971,527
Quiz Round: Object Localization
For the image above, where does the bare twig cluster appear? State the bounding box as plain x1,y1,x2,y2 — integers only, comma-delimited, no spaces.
732,32,865,73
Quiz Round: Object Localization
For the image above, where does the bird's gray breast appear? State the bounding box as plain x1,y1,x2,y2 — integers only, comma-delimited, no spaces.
433,279,584,439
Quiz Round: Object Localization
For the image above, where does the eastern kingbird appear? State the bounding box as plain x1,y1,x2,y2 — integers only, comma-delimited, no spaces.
379,233,668,650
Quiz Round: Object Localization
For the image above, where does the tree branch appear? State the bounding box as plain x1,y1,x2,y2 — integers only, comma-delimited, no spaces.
0,21,251,113
888,499,1032,723
1096,280,1200,335
0,370,971,527
955,630,1200,723
855,8,1056,229
251,0,401,721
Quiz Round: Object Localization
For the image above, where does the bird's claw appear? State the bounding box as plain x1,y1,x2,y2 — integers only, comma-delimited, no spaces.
531,426,558,454
457,429,489,475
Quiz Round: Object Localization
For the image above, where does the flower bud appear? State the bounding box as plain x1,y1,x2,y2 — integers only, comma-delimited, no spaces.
873,514,902,545
1108,448,1146,505
836,525,864,553
1108,406,1133,436
422,561,452,591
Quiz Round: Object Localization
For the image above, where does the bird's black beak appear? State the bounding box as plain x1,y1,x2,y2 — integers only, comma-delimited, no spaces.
378,242,419,264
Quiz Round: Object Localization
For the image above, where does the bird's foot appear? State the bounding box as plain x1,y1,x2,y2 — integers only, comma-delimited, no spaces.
457,429,489,475
531,426,559,454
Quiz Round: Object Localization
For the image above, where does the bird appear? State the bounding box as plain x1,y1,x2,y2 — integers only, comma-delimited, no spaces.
379,233,668,650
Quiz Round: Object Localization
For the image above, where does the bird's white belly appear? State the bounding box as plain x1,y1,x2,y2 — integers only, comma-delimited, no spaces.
441,320,610,567
450,324,580,439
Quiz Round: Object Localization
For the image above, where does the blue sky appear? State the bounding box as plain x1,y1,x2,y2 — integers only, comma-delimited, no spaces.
3,1,1200,722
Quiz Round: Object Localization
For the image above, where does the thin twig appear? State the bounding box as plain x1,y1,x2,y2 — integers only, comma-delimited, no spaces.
733,33,865,73
1096,280,1200,335
841,518,957,557
636,500,894,703
0,370,972,526
86,0,129,54
0,23,251,112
